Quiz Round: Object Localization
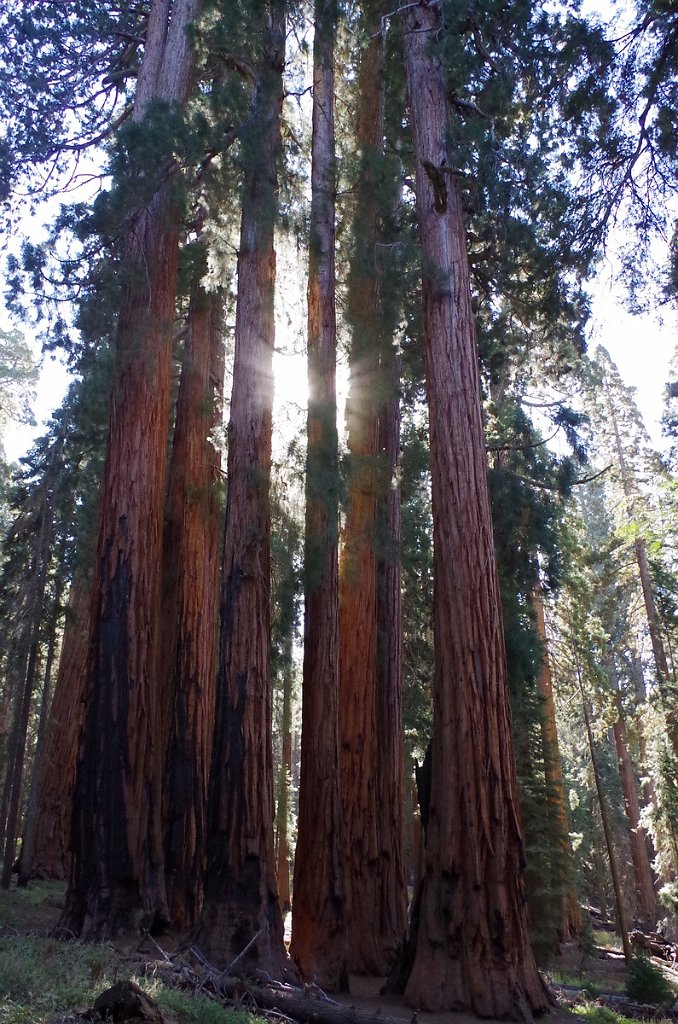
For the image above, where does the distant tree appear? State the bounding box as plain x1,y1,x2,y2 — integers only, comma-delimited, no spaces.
0,328,37,450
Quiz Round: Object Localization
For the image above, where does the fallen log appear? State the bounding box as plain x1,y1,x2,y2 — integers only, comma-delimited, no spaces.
220,976,399,1024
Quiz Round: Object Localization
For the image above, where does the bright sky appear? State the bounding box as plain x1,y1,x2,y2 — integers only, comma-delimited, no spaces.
585,261,677,449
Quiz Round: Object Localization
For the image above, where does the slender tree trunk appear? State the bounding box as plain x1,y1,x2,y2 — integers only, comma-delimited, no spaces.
611,710,657,924
291,0,348,991
1,490,53,888
375,346,407,963
160,271,224,931
0,637,32,842
533,586,581,939
276,650,293,914
579,680,632,963
62,0,203,939
18,574,92,882
399,5,547,1015
339,1,394,975
196,1,288,976
18,557,67,886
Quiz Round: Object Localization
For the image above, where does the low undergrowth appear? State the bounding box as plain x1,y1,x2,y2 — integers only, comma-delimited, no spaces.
571,1006,651,1024
549,968,626,997
0,882,252,1024
0,933,254,1024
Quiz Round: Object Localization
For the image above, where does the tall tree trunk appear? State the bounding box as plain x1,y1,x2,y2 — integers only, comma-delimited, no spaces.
291,0,348,992
18,555,67,886
18,573,92,882
533,586,581,940
276,649,293,915
339,1,394,976
579,680,632,963
160,270,224,932
612,709,657,924
196,1,288,977
399,4,547,1015
0,636,32,841
375,346,407,964
62,0,202,939
1,490,53,889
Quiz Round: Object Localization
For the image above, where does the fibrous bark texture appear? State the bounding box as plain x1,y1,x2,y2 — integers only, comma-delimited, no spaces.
276,653,293,914
196,0,288,977
1,490,53,889
62,0,203,939
161,275,224,931
19,574,92,882
375,344,407,965
339,1,406,974
400,3,548,1015
291,0,348,991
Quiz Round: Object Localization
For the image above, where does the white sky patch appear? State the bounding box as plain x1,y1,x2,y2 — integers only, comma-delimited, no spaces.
585,259,677,450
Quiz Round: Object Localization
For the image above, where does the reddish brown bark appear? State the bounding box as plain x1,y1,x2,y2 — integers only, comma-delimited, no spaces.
375,346,407,963
1,493,53,888
18,555,67,886
339,2,400,976
62,0,202,939
580,686,632,963
160,275,224,931
291,0,348,992
612,712,657,924
18,575,92,881
533,587,581,939
196,1,287,976
275,657,292,914
400,4,547,1015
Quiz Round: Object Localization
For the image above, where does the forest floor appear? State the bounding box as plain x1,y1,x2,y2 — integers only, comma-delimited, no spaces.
0,882,676,1024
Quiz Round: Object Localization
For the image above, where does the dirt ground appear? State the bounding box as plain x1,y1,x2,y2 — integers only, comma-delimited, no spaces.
336,973,576,1024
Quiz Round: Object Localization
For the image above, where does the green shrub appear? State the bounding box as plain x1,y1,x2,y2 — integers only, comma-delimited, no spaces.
625,954,675,1005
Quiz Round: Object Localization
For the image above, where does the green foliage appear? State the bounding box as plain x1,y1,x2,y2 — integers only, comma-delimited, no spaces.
0,2,138,207
625,954,676,1005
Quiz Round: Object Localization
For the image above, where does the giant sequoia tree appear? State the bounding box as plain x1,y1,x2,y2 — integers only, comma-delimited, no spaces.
62,0,203,938
4,0,677,1010
290,0,348,992
339,0,407,974
160,263,225,932
196,0,288,975
399,2,548,1014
